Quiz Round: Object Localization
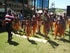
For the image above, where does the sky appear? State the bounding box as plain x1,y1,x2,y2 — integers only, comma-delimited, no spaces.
49,0,70,9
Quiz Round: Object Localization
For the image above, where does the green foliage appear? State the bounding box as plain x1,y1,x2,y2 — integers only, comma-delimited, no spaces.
55,8,66,13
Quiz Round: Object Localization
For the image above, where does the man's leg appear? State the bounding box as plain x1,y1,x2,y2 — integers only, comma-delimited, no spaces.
7,23,13,42
7,30,12,42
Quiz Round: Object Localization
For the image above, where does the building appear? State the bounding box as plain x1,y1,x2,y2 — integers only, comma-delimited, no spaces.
0,0,23,12
0,0,49,12
28,0,49,9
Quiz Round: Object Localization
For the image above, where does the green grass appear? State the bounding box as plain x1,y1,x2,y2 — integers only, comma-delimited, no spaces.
0,25,70,53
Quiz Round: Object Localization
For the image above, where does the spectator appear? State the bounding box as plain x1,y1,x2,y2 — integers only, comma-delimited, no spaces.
18,11,24,29
5,9,14,42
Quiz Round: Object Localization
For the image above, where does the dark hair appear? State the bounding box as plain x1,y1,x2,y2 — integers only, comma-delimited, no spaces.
7,10,11,15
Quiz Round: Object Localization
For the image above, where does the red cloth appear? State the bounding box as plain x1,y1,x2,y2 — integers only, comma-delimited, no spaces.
5,14,14,22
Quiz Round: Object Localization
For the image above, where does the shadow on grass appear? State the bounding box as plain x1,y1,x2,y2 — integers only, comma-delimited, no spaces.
36,32,45,37
65,31,69,33
27,39,37,45
64,29,70,41
64,33,69,36
59,38,70,43
8,41,19,46
34,35,40,38
64,32,70,36
48,40,59,48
